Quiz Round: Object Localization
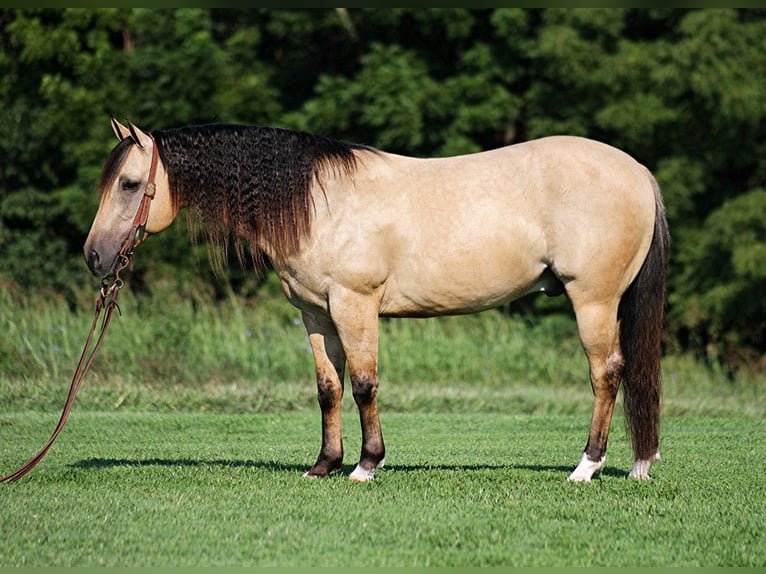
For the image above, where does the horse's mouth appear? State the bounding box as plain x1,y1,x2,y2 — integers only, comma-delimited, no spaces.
85,247,121,279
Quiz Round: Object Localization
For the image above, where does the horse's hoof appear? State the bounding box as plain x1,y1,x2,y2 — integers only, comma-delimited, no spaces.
628,461,652,480
567,473,592,483
567,452,604,482
349,464,375,482
348,458,385,482
628,450,660,479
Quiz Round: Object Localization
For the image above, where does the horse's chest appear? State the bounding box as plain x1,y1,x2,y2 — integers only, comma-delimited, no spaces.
274,266,329,314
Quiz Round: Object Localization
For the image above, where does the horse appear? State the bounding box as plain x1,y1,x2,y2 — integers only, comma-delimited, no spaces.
84,119,669,482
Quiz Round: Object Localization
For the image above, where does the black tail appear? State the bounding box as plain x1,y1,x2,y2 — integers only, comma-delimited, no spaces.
618,173,670,462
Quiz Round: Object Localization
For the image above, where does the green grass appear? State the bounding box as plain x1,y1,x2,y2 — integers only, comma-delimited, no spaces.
1,280,765,566
1,411,764,566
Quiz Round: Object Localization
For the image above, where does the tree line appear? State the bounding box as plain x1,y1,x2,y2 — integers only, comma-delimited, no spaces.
1,8,764,370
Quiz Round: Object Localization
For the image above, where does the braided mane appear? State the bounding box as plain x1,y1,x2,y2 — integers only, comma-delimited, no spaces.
152,124,371,273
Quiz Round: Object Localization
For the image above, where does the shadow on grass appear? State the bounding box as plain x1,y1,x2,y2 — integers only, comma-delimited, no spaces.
386,462,626,479
71,457,308,473
71,457,626,479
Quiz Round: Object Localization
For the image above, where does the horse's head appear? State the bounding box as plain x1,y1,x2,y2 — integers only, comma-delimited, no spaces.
84,119,175,277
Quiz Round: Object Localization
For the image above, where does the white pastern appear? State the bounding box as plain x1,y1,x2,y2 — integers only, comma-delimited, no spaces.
348,458,385,482
567,452,605,482
628,460,651,479
628,449,661,480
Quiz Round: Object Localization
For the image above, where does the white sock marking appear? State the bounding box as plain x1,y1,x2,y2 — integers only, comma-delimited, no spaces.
348,458,385,482
568,452,605,482
628,449,661,480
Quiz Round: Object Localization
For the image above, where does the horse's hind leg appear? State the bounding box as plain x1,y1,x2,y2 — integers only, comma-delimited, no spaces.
302,311,347,478
568,298,624,482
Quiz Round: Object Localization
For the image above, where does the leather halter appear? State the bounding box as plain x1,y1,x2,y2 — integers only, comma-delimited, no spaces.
125,134,159,255
0,136,159,483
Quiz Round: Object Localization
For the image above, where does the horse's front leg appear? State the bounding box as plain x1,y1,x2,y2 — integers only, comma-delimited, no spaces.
348,365,385,482
330,292,385,482
302,311,346,478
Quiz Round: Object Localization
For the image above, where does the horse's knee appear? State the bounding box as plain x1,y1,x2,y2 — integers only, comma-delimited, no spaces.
316,376,342,410
351,372,378,406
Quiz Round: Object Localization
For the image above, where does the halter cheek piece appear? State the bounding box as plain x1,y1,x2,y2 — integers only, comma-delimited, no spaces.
0,136,159,483
132,135,159,241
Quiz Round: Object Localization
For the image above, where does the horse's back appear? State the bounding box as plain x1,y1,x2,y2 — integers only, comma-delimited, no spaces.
356,135,653,229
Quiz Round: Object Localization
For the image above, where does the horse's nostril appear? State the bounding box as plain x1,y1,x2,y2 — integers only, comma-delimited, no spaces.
86,249,100,274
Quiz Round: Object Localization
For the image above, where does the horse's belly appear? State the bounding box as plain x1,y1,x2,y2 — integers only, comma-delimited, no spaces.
379,257,548,317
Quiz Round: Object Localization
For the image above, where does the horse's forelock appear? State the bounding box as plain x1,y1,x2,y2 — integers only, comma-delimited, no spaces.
98,137,134,197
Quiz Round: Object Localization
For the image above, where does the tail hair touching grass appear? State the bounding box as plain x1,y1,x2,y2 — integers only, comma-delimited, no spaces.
618,172,670,462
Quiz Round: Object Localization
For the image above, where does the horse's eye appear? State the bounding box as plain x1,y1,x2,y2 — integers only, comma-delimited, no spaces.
121,180,140,193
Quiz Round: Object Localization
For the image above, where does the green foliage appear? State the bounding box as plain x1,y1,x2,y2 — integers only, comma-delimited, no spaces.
1,8,765,365
214,21,281,125
302,43,445,152
671,189,766,357
125,9,225,126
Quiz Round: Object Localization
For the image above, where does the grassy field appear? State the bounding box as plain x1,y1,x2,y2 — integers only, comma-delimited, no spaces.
1,281,764,566
1,412,764,566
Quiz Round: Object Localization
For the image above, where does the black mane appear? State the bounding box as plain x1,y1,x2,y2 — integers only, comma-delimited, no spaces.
151,124,373,272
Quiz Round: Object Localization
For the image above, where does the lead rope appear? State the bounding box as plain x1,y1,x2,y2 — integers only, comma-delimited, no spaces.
0,136,158,483
0,262,127,482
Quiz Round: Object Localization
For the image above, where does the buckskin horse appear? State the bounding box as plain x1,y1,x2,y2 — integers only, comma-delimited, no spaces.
84,119,669,482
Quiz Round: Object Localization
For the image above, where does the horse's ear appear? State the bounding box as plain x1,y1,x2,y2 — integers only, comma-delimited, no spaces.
111,117,131,141
127,121,151,149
